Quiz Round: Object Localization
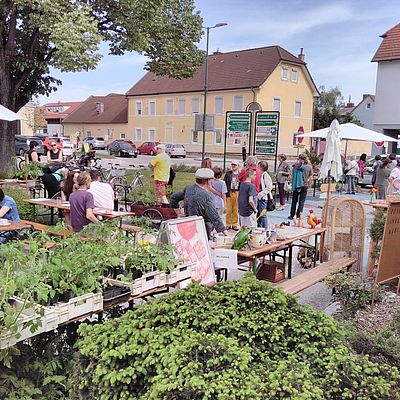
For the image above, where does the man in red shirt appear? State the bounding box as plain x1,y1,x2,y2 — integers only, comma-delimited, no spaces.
238,156,262,193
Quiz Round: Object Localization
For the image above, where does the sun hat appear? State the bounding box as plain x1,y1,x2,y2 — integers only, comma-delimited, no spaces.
195,168,214,179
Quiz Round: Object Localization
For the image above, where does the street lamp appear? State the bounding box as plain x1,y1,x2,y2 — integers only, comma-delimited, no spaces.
201,23,228,160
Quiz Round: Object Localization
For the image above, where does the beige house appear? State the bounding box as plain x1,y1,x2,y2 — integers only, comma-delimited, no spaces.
126,45,319,156
63,94,128,141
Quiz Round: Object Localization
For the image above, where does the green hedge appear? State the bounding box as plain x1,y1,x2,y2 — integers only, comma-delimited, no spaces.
72,275,399,400
1,187,32,220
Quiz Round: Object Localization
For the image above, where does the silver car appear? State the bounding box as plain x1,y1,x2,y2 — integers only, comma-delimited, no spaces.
83,136,106,150
165,143,186,158
15,135,45,156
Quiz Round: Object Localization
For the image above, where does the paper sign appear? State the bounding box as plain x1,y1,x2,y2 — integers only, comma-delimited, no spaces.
214,248,238,269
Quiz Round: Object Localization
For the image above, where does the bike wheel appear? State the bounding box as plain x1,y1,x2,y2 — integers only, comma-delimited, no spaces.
142,208,163,226
110,177,128,200
18,157,26,171
132,174,144,189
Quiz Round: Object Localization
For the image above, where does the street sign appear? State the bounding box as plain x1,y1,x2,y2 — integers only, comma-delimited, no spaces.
254,111,280,156
195,114,215,131
297,126,304,144
225,111,251,139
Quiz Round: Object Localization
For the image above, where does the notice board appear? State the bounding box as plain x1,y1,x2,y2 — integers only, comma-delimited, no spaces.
159,216,216,285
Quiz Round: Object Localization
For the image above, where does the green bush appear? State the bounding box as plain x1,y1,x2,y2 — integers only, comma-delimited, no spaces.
71,275,399,399
2,186,32,220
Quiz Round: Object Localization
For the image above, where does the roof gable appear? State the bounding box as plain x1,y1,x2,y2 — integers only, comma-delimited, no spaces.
372,23,400,62
63,94,128,124
126,45,308,97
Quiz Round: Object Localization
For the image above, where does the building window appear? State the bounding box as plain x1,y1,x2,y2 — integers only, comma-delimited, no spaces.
120,133,126,139
106,128,114,139
295,101,302,118
148,128,156,141
178,99,186,115
166,99,173,115
135,101,142,115
233,95,244,111
192,130,199,143
135,128,142,141
366,103,371,110
214,129,223,144
215,97,224,114
192,97,200,113
233,138,240,145
291,69,298,83
149,100,156,115
281,66,288,81
273,98,281,112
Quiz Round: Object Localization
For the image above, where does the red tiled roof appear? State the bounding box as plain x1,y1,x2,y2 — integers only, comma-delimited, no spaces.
126,45,308,96
41,102,83,121
62,94,128,124
372,23,400,62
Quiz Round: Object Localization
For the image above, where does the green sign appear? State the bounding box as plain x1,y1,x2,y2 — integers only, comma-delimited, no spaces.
254,111,280,156
226,112,251,138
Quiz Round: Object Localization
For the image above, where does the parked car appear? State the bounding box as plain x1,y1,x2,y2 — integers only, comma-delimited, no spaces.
58,137,75,157
83,136,106,150
358,154,400,187
108,141,138,158
15,135,45,156
107,139,136,150
165,143,186,158
137,141,159,156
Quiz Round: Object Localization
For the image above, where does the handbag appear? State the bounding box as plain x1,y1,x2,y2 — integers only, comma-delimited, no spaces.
284,181,291,192
266,193,275,211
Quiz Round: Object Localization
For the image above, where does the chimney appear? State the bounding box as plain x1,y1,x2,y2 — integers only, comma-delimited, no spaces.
213,49,223,55
298,48,305,61
95,102,104,114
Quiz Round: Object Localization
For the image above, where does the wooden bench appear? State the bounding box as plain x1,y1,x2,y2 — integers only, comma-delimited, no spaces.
275,257,357,294
20,220,73,237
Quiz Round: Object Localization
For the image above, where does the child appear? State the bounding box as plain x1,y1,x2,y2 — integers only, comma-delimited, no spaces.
224,161,240,230
211,167,227,225
238,168,257,228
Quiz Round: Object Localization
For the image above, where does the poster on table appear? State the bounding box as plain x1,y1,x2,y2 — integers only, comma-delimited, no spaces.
159,216,216,285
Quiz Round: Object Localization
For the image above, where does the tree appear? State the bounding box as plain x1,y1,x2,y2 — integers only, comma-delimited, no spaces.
0,0,204,170
314,86,361,130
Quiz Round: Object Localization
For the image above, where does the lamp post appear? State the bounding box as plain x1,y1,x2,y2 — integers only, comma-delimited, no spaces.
201,23,227,160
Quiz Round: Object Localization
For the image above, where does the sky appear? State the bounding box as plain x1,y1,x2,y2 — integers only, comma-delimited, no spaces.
39,0,400,106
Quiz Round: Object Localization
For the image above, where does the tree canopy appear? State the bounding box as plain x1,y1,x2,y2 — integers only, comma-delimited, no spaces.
0,0,204,169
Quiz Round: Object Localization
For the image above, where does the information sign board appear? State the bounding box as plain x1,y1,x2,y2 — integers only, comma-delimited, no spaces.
225,111,251,139
254,111,280,156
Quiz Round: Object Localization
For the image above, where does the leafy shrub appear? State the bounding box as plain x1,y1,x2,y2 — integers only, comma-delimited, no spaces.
1,186,32,220
325,272,380,319
15,162,43,180
72,275,399,399
369,208,386,242
172,163,197,173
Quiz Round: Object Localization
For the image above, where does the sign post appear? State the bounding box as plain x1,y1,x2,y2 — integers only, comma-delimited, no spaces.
253,111,280,171
224,111,251,170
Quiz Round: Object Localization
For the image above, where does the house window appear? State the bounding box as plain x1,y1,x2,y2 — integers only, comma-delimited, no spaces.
295,101,302,118
233,138,240,145
120,133,126,139
192,97,200,113
107,128,114,139
291,69,298,83
178,99,186,115
149,100,156,115
215,97,224,114
214,129,223,144
366,103,371,110
148,128,156,141
273,98,281,112
281,66,288,81
135,128,142,141
135,101,142,115
233,95,244,111
166,99,173,115
192,130,199,143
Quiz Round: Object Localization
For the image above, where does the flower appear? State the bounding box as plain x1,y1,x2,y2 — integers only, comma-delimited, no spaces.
369,187,378,194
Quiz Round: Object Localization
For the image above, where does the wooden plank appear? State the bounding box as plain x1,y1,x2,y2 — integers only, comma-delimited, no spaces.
275,257,357,294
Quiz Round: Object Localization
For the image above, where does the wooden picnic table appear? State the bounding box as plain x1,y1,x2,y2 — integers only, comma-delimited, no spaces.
362,200,389,209
0,220,33,232
238,227,326,279
25,198,137,225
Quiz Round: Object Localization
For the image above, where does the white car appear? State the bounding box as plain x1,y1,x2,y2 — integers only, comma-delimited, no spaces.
165,143,186,158
58,137,75,156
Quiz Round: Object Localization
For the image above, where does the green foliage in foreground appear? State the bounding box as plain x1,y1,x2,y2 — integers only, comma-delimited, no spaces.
72,275,399,400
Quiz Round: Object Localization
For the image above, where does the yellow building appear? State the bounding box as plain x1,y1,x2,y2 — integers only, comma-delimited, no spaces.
63,94,128,141
126,45,319,157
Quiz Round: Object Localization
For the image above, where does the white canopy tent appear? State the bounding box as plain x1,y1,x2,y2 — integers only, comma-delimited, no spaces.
0,104,23,121
296,122,397,143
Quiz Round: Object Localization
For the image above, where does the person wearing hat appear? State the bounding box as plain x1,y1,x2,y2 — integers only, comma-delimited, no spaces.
223,161,240,230
170,168,228,240
149,143,171,204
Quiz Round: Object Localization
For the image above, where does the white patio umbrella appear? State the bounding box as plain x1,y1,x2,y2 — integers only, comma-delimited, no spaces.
319,119,342,180
296,122,397,143
0,104,23,121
